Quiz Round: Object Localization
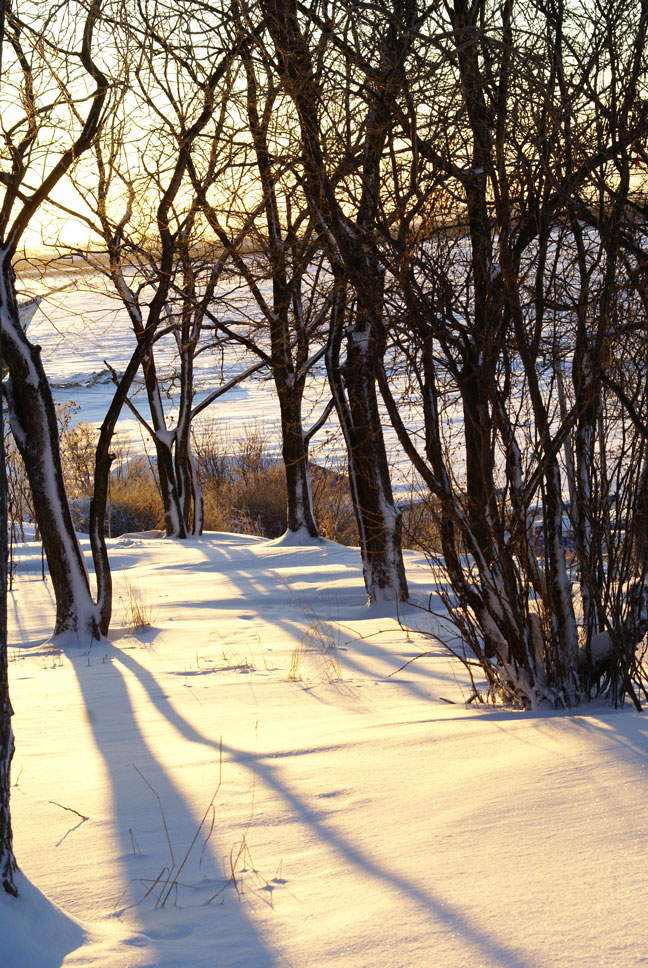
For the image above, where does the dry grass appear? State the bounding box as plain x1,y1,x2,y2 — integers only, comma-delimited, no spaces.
302,620,343,681
119,571,154,631
400,497,443,554
8,410,435,551
119,743,279,911
292,597,345,683
195,423,358,543
288,641,305,681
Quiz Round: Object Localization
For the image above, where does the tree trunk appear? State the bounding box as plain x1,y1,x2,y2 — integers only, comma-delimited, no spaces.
153,433,186,538
89,328,161,634
260,0,408,600
0,649,16,896
1,264,99,639
0,344,18,896
174,330,203,536
138,344,187,539
174,413,204,537
327,290,408,601
277,379,318,537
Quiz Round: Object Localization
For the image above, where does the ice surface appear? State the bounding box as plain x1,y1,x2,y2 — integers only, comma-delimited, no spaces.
16,270,451,496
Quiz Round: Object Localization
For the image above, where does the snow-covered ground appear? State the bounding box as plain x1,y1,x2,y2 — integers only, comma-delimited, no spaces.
4,530,648,967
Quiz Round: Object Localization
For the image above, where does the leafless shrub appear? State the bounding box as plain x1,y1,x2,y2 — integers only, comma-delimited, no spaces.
4,427,34,546
195,424,359,543
60,416,96,499
400,495,443,554
310,464,358,546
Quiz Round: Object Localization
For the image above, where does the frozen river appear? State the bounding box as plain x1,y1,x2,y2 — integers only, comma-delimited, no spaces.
17,268,428,495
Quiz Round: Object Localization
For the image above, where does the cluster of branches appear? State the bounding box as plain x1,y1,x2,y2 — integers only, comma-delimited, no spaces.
1,0,648,895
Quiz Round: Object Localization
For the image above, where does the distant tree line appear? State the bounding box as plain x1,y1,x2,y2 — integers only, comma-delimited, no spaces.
1,0,648,893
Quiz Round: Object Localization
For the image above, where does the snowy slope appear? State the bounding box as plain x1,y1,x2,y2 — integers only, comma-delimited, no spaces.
5,532,648,967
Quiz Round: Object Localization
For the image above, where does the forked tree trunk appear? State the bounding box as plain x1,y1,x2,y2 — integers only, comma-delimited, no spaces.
153,434,186,538
260,0,409,600
327,292,408,601
175,426,203,536
1,265,99,639
139,346,186,538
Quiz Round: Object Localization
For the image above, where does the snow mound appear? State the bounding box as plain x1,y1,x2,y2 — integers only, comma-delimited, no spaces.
0,873,85,968
117,529,165,542
7,531,648,968
262,527,324,548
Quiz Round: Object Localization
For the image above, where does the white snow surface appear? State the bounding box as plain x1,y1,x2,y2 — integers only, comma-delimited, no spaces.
16,273,445,496
5,531,648,967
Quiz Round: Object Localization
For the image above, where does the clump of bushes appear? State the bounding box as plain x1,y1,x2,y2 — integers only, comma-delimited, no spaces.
6,412,360,543
6,406,443,549
194,426,287,537
194,425,359,543
67,457,162,536
400,494,443,554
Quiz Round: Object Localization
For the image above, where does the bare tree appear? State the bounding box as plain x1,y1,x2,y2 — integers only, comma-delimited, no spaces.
378,0,648,707
68,0,244,540
0,0,114,638
0,0,17,897
257,0,413,599
195,21,334,538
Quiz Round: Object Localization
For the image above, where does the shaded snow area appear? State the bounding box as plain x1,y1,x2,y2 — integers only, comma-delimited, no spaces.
6,532,648,967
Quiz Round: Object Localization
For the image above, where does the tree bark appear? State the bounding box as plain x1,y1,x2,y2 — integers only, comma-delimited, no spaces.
0,305,17,895
327,287,408,600
1,264,99,639
0,0,18,895
260,0,410,597
277,378,318,537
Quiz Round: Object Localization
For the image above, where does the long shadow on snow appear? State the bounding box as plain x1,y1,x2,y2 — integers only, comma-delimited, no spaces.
143,536,457,706
69,651,279,968
307,617,465,696
149,539,361,613
109,644,544,968
8,577,56,649
145,534,452,625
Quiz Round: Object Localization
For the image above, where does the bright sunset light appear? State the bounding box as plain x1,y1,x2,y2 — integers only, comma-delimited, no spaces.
1,1,647,966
